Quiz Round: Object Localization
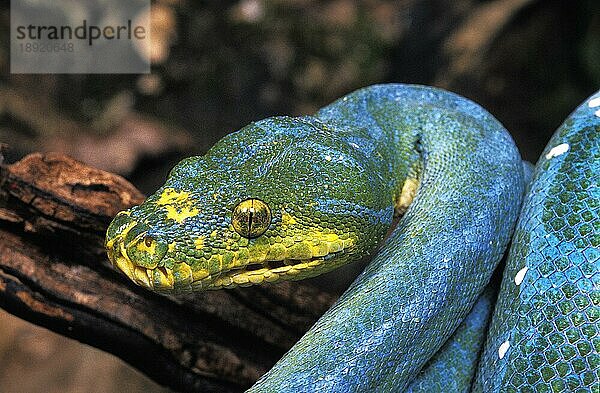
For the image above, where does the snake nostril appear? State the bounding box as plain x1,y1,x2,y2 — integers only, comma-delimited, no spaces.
122,227,168,269
144,235,155,247
157,266,169,276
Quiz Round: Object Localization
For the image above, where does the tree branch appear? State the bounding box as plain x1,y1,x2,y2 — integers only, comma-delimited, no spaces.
0,152,336,392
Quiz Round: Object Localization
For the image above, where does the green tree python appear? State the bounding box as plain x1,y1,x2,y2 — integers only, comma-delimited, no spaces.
105,84,599,392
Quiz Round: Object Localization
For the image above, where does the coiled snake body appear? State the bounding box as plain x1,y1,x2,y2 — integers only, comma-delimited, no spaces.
105,84,598,392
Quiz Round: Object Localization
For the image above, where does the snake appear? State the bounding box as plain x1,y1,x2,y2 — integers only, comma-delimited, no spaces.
105,84,598,392
473,91,599,392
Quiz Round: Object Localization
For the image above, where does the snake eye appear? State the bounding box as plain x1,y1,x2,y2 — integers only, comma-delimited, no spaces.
232,199,271,238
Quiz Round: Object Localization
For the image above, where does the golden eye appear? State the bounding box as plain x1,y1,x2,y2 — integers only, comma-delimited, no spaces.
232,199,271,238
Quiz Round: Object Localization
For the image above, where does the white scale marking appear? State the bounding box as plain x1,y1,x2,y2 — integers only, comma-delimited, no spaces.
514,266,528,286
498,340,510,359
588,97,600,108
492,95,600,369
588,97,600,117
545,143,569,159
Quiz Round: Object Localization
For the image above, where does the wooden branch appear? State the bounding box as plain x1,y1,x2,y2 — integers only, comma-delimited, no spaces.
0,152,337,392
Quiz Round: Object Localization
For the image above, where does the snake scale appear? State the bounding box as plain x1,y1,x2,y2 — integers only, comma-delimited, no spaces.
105,84,598,392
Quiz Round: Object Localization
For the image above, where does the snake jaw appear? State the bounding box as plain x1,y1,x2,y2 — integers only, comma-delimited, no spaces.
108,232,356,292
212,257,328,288
191,238,354,290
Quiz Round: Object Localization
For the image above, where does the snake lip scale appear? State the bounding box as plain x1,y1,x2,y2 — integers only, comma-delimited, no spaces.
108,232,348,291
211,252,341,285
107,237,173,291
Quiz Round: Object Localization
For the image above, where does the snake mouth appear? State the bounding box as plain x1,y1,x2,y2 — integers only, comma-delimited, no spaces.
107,239,174,291
107,232,354,291
201,246,348,290
110,247,343,291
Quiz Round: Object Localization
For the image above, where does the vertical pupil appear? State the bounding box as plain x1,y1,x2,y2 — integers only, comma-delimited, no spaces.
247,201,257,234
248,209,253,234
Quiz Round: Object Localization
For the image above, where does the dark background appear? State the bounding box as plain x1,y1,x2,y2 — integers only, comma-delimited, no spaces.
0,0,598,392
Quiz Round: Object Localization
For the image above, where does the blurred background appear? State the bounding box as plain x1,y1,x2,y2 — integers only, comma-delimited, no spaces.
0,0,598,392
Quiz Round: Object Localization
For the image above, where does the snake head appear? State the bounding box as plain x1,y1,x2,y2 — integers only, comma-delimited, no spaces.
106,116,394,292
